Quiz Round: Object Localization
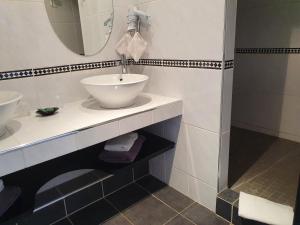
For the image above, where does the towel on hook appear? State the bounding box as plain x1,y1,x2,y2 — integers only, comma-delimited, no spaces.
115,33,132,58
239,192,294,225
127,32,148,62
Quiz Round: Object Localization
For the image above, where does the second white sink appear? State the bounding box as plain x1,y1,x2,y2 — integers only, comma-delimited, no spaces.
0,91,23,136
81,74,149,109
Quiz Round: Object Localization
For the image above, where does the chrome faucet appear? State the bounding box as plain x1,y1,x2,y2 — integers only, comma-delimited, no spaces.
120,55,128,81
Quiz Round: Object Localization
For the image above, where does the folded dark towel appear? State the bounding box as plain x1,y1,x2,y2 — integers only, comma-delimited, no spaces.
0,186,21,217
99,135,146,163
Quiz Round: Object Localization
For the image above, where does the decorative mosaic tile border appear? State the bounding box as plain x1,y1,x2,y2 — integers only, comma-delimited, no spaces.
0,69,33,80
236,48,300,54
224,60,234,69
33,65,70,76
70,60,120,72
130,59,233,70
0,59,233,81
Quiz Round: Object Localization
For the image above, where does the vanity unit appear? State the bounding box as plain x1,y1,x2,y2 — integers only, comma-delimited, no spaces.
0,93,182,223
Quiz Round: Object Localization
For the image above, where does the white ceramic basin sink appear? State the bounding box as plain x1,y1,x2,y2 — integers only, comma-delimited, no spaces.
81,74,149,108
0,91,23,136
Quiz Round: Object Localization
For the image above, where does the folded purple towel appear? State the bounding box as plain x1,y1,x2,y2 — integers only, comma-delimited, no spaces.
99,136,146,163
0,186,21,217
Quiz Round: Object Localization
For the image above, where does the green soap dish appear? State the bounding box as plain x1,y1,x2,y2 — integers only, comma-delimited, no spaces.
36,107,59,116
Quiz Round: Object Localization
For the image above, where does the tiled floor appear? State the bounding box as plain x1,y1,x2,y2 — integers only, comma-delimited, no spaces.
53,175,228,225
229,127,300,207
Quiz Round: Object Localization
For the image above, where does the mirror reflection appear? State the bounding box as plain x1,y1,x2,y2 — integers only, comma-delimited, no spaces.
45,0,113,56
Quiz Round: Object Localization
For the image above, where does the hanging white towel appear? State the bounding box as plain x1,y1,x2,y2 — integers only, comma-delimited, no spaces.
104,132,138,152
239,192,294,225
115,33,132,58
127,32,148,62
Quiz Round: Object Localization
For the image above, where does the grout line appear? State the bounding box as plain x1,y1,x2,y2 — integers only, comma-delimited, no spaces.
217,195,239,205
178,214,197,225
162,213,180,225
134,176,196,215
134,173,150,182
132,168,135,181
49,217,69,225
135,182,181,214
178,202,196,214
232,149,294,191
66,196,104,217
35,179,103,212
101,181,105,198
177,203,198,225
231,203,234,223
105,199,135,225
63,199,68,216
67,217,74,225
103,181,135,198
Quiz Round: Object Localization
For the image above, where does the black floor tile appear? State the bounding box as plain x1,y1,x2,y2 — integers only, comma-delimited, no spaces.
106,183,149,211
107,183,177,225
218,189,239,204
133,161,149,180
69,199,118,225
182,203,229,225
102,214,132,225
102,168,133,196
137,175,194,212
57,172,99,195
18,200,66,225
165,215,194,225
124,196,177,225
65,182,103,214
35,188,62,209
52,218,72,225
0,219,17,225
216,198,232,222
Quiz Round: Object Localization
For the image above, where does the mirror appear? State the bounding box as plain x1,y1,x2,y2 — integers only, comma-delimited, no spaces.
45,0,113,56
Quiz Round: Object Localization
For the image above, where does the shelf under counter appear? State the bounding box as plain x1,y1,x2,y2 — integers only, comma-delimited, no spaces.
1,131,176,224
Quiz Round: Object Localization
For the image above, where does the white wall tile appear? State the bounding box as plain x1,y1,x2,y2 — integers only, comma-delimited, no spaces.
165,163,189,197
137,0,225,60
188,176,217,211
0,0,131,71
184,125,220,187
218,131,230,191
221,69,233,132
152,122,220,188
224,0,237,60
144,66,223,133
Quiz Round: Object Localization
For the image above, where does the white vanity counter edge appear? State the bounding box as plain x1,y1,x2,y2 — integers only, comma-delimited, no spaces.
0,93,182,177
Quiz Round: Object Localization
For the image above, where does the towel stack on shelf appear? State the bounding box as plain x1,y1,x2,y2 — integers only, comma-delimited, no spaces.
99,132,146,163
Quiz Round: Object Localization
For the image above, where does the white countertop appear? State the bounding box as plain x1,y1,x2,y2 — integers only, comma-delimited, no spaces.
0,93,182,177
